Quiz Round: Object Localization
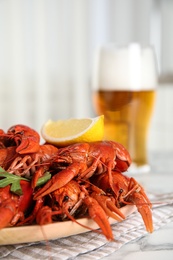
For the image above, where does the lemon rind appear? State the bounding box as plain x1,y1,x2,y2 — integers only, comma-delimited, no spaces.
41,116,104,143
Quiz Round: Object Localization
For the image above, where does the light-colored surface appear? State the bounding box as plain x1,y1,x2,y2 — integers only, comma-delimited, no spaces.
0,205,136,246
0,1,173,137
101,152,173,260
102,222,173,260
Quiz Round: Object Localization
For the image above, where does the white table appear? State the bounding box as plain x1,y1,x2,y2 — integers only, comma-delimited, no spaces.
102,151,173,260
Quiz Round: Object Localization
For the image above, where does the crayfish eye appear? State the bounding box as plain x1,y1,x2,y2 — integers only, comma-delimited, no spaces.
63,195,69,202
119,188,123,194
17,130,24,135
106,188,112,194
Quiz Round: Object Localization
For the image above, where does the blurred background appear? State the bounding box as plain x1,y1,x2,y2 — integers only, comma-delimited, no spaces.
0,0,173,152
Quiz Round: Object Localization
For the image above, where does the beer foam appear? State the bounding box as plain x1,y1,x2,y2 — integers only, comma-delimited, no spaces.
93,43,158,91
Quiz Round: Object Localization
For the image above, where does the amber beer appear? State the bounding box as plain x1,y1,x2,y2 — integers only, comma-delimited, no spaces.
93,89,155,167
92,44,157,171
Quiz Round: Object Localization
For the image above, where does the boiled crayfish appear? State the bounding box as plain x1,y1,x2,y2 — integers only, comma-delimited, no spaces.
0,124,153,241
0,180,33,229
0,125,58,182
33,141,131,199
91,171,153,233
34,180,126,240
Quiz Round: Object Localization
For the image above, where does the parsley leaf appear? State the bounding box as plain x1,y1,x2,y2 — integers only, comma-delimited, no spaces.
0,167,29,195
0,167,51,196
35,172,51,187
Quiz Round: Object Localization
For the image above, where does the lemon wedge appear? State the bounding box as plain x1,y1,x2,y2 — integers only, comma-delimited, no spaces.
41,115,104,146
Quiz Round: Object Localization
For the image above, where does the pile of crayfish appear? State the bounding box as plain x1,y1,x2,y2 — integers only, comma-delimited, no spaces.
0,124,153,240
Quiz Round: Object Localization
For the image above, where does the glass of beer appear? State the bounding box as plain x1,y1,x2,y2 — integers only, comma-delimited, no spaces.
92,43,158,173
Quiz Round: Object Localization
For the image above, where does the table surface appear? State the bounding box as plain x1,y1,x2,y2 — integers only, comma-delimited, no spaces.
102,151,173,260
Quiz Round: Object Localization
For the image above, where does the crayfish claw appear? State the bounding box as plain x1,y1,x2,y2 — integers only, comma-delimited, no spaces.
92,192,125,222
34,162,86,199
84,196,114,241
127,177,153,233
0,199,16,229
130,192,153,233
16,139,40,154
33,168,76,199
7,124,40,154
33,178,55,199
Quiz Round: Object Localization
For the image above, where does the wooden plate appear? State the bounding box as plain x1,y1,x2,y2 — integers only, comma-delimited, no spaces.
0,205,136,245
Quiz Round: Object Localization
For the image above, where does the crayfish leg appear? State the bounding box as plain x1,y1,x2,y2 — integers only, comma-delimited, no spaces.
31,167,45,188
17,198,44,226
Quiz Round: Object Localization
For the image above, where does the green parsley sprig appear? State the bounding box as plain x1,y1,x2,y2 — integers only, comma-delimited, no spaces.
0,166,51,195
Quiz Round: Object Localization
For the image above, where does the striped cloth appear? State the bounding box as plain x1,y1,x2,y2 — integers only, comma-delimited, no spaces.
0,201,173,260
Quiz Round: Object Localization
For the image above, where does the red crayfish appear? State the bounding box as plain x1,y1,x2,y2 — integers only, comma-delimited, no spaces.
33,179,125,240
0,124,153,241
0,180,33,229
0,124,58,183
33,141,131,199
91,170,153,233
